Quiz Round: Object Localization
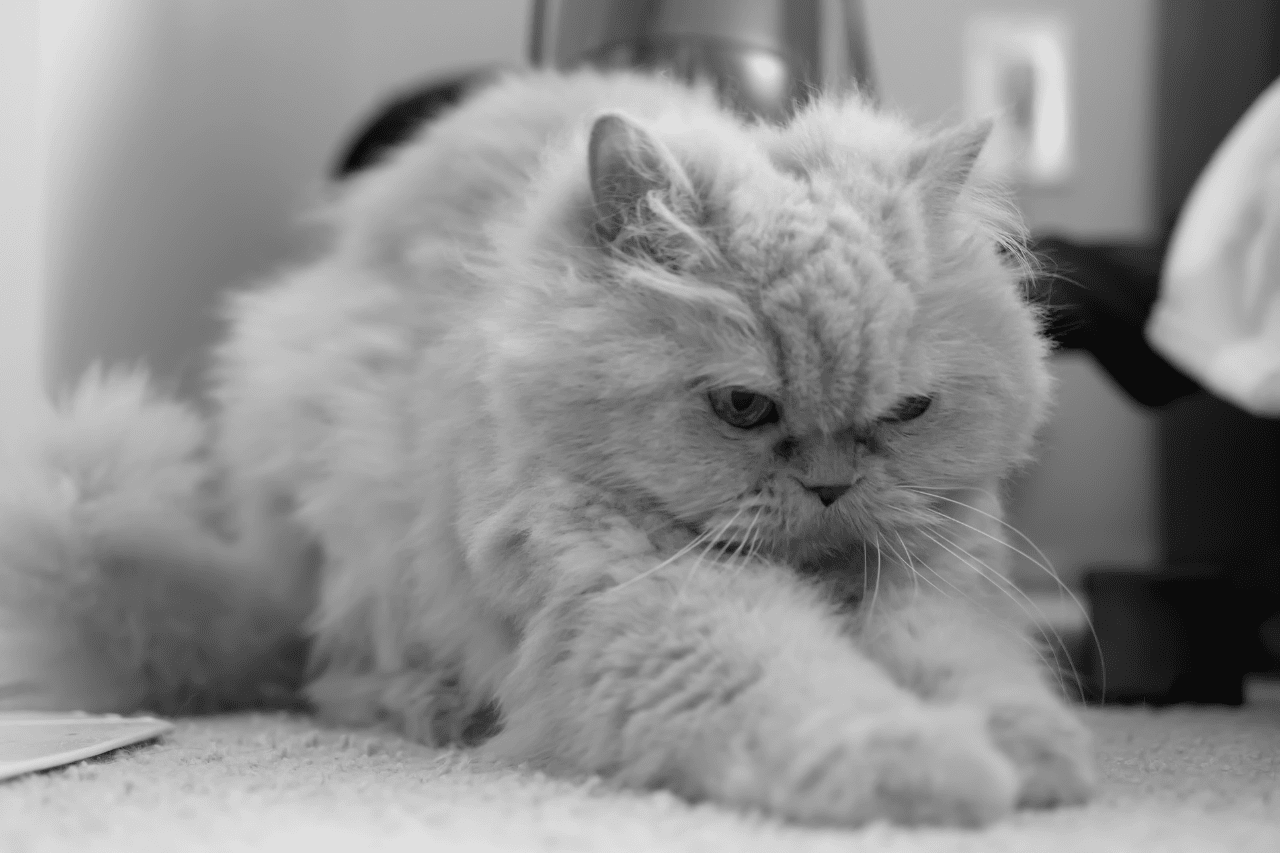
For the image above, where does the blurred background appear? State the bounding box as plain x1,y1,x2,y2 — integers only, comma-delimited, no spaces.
3,0,1278,703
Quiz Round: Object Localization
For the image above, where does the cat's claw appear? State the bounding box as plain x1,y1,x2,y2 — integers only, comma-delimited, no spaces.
984,698,1096,808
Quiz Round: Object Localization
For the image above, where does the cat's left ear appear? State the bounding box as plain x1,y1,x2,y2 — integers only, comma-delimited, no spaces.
588,112,699,248
906,119,993,207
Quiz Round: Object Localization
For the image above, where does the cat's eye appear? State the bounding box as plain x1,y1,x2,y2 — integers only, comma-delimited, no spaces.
708,387,780,429
884,394,933,423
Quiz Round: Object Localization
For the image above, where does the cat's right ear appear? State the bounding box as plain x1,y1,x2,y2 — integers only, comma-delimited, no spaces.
588,112,696,246
906,119,993,209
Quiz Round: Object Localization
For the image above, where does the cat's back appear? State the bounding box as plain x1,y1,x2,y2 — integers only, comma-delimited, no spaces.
332,70,717,277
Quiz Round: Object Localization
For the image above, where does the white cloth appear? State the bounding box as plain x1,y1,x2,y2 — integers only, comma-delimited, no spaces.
1147,78,1280,417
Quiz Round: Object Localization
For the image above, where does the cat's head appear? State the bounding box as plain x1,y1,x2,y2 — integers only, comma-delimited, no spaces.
489,93,1051,568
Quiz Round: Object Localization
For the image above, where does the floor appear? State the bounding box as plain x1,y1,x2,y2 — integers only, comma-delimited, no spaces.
2,700,1277,853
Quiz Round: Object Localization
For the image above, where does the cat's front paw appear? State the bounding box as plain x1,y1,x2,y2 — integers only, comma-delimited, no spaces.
721,706,1019,827
984,696,1095,808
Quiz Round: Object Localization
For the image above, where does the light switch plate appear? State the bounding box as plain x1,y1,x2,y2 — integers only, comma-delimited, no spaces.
964,14,1073,186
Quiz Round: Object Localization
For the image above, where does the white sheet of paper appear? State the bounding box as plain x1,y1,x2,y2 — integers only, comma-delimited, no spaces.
0,711,173,781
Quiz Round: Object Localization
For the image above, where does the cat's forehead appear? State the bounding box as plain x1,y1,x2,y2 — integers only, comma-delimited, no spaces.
760,249,919,434
718,170,926,434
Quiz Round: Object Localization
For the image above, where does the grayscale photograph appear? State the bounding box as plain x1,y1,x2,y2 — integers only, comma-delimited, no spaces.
0,2,1277,850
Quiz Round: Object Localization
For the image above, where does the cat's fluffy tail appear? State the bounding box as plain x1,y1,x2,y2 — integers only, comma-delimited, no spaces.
0,370,309,715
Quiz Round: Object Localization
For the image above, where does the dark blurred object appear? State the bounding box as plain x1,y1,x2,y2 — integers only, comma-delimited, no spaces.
333,69,500,179
336,1,877,180
1081,567,1279,706
531,0,876,122
1028,238,1200,409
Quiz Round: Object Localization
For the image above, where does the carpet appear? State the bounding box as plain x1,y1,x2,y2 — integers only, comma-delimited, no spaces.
2,701,1277,853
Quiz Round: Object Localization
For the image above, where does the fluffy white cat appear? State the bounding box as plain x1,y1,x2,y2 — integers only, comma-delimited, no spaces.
0,70,1092,827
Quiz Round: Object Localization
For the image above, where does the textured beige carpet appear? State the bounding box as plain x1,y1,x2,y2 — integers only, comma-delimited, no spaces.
2,702,1278,853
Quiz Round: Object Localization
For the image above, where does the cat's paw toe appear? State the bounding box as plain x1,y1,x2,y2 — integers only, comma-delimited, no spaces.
985,698,1096,808
741,707,1018,827
866,707,1020,827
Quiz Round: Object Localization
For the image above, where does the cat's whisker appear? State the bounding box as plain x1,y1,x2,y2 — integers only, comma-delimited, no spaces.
904,483,1000,500
909,495,1105,699
913,527,1062,681
716,506,762,585
916,549,1060,686
861,539,870,612
673,542,722,606
905,488,1060,588
675,504,749,601
734,506,768,575
877,535,1001,644
889,536,1056,682
883,531,986,616
609,512,735,595
609,529,714,593
917,526,1078,699
905,486,1095,678
892,530,922,603
916,526,1060,647
899,553,964,608
919,502,1062,594
911,566,969,612
864,534,884,625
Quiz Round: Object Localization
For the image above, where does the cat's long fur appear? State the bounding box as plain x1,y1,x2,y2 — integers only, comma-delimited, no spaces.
0,71,1093,826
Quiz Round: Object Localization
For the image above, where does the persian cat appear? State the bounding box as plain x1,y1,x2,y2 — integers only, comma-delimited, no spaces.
0,70,1093,827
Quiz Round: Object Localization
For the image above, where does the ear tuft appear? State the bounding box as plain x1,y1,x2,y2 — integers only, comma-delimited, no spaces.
908,119,993,205
588,112,691,245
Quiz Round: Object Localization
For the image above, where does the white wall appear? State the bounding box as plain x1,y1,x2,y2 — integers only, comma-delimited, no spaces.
0,0,45,425
866,0,1160,585
42,0,530,397
867,0,1156,241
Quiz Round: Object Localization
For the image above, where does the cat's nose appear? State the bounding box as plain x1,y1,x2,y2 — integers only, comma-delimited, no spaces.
804,483,851,507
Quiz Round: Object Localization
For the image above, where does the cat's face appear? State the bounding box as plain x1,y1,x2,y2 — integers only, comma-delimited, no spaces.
493,99,1050,569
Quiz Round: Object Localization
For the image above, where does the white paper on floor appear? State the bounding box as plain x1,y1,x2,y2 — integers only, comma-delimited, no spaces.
0,711,172,781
